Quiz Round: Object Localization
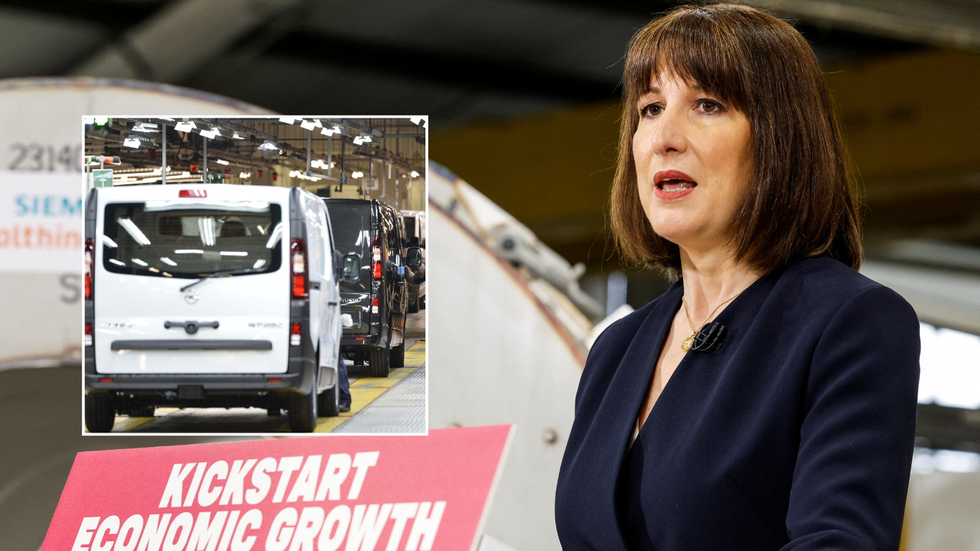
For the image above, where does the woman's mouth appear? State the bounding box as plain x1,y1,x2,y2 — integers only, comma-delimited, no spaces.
654,171,697,201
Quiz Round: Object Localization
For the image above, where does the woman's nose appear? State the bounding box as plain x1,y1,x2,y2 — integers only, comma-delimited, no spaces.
649,108,687,155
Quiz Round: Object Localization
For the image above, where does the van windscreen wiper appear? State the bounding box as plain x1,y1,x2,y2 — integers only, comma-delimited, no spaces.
179,267,265,292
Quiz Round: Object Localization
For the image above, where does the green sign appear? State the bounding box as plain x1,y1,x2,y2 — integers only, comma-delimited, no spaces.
93,169,113,188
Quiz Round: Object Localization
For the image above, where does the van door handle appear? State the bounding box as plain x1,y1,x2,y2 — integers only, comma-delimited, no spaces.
328,301,338,306
165,320,219,335
310,282,321,290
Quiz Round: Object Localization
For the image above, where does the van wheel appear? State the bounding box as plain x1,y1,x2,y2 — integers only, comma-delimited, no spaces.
287,388,317,432
391,343,405,368
370,347,390,377
318,384,339,417
288,391,318,432
85,393,116,433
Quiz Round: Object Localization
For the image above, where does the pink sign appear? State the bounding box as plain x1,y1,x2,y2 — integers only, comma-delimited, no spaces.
43,425,513,551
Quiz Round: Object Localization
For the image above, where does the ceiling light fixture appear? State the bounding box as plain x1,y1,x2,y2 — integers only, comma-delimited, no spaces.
279,117,298,125
300,119,316,131
410,117,425,126
174,121,196,132
232,131,245,140
132,122,158,133
215,159,229,166
199,128,217,139
123,135,141,148
258,140,280,152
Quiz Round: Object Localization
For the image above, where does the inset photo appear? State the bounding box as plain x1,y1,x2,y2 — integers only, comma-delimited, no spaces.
83,117,426,434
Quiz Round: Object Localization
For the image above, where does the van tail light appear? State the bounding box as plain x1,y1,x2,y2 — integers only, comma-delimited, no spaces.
372,236,382,280
371,297,379,315
290,322,302,347
178,189,207,198
85,323,93,347
84,238,94,300
290,239,308,300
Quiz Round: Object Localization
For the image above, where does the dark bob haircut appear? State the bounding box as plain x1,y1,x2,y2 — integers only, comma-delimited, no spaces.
610,3,862,278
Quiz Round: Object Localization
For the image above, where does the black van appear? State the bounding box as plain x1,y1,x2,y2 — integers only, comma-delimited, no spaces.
324,199,421,377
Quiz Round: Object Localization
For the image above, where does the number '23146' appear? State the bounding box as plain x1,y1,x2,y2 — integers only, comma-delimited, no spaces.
8,143,82,171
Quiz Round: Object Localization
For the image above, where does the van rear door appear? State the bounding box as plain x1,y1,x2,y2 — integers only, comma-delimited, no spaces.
325,201,373,333
93,188,290,375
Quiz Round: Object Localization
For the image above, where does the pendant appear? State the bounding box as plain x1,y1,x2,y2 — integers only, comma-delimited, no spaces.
681,333,694,351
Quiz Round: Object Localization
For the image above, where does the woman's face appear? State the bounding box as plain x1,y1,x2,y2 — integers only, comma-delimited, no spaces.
633,73,754,256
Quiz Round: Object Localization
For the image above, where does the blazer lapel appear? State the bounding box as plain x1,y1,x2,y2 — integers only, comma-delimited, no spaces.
590,282,682,547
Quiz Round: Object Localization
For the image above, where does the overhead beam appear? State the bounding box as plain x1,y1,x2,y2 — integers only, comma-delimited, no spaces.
259,32,621,103
69,0,303,82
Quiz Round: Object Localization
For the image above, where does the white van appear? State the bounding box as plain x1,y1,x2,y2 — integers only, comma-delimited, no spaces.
83,184,343,432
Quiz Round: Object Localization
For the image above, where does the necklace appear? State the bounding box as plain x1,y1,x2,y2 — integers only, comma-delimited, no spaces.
681,291,744,351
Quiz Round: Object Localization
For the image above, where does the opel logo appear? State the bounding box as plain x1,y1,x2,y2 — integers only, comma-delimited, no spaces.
184,292,200,305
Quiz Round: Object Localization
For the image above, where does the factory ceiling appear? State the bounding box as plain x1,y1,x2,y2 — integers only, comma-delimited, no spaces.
1,0,967,126
3,0,980,269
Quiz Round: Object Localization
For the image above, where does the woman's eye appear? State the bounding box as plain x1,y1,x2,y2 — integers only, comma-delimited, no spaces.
640,103,662,117
698,99,723,113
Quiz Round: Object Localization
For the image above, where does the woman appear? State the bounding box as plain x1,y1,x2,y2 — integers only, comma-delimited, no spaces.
555,4,920,550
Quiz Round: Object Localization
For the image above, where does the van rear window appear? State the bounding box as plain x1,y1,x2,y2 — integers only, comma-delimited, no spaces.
102,202,283,278
325,204,370,253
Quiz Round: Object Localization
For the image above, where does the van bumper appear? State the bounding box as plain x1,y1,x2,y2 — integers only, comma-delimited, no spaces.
84,301,318,404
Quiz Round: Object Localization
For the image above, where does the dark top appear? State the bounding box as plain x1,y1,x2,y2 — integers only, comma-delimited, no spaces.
555,257,920,550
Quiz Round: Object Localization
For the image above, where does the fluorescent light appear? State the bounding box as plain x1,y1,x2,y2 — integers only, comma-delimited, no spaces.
101,235,118,248
918,323,980,409
321,127,334,136
300,119,316,131
215,159,229,165
200,129,217,139
199,218,215,247
109,259,125,266
132,122,158,132
118,218,151,245
174,249,203,255
175,121,196,132
279,117,298,124
253,259,267,269
220,251,248,257
123,135,141,148
160,257,178,266
148,267,160,273
258,140,279,151
131,258,148,266
410,171,419,178
232,131,245,139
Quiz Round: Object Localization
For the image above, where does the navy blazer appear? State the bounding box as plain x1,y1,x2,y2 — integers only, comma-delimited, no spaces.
556,257,920,550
